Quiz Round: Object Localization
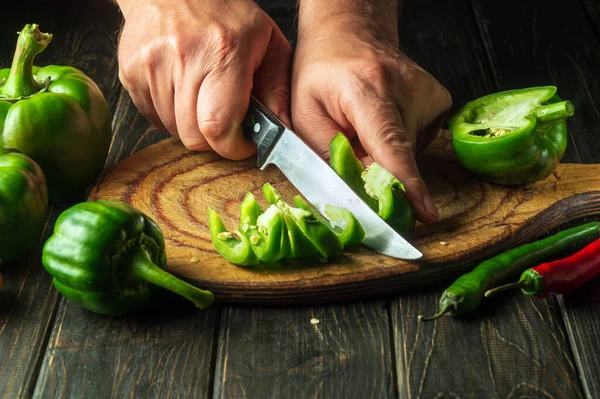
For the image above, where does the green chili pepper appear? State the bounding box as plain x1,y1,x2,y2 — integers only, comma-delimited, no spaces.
329,132,415,234
419,221,600,321
449,86,574,185
0,24,112,200
0,148,48,264
42,200,214,316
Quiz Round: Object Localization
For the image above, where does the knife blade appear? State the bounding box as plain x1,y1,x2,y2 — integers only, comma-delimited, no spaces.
242,96,422,260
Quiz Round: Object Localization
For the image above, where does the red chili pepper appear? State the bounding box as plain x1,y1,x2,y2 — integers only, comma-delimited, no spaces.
485,237,600,298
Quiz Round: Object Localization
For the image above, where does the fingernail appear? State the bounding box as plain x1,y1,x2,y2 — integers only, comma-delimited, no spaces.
422,195,439,219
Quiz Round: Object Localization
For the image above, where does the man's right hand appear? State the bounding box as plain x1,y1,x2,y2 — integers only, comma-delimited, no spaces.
115,0,292,160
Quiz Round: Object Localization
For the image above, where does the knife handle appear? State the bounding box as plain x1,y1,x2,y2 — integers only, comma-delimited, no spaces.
242,96,285,168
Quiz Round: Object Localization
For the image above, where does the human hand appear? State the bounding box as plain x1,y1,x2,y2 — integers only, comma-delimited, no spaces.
292,8,451,223
116,0,292,159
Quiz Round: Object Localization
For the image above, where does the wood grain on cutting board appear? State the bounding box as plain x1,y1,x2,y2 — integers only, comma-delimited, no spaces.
89,131,600,304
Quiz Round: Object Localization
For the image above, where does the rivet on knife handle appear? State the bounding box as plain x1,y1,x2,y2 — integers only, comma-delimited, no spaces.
242,97,285,169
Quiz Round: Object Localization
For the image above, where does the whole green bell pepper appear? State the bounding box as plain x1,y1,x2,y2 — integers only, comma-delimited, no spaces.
449,86,574,185
42,200,214,316
329,133,415,234
0,24,112,200
0,148,48,264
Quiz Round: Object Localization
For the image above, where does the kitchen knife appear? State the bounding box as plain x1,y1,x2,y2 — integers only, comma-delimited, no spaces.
242,96,422,260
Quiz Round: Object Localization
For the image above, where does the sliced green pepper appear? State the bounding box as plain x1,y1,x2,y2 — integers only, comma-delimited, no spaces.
0,24,112,200
263,183,342,259
262,184,319,259
208,208,258,266
236,192,289,263
42,200,214,316
293,196,364,246
329,132,415,234
449,86,574,185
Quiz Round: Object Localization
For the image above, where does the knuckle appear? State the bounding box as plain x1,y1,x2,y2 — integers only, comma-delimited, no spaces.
198,119,231,140
373,129,414,158
206,26,240,69
354,62,389,91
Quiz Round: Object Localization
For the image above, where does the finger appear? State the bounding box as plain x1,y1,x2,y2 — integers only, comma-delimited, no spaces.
147,64,178,137
174,76,211,151
343,96,439,223
253,27,293,127
196,63,256,160
128,86,168,132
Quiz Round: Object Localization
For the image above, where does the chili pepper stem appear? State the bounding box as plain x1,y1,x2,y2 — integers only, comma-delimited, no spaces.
484,281,524,297
128,249,214,309
0,24,52,99
532,101,575,122
418,304,450,322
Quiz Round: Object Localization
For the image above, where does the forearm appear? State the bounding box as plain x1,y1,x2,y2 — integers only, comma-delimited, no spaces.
297,0,399,44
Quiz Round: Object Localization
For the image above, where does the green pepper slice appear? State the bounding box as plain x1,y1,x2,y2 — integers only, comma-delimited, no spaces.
237,192,289,262
293,196,365,246
329,132,415,234
207,208,258,266
449,86,574,185
263,183,342,259
263,184,319,259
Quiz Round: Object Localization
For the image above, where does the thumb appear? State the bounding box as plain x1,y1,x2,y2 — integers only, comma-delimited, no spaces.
345,99,439,223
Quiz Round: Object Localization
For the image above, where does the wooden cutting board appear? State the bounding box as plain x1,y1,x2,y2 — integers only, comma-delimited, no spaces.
89,131,600,304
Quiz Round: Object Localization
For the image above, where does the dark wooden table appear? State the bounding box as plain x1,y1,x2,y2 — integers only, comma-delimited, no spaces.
2,0,600,397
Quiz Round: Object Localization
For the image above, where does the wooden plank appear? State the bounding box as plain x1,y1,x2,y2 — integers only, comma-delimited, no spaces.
472,1,600,397
0,206,61,399
0,0,125,397
33,297,219,398
389,0,587,397
213,302,395,398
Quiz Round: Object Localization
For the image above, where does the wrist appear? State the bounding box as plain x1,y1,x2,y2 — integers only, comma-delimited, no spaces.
297,0,399,45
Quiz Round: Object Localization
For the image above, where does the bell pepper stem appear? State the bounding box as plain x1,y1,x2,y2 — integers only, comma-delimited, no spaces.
532,101,574,123
0,24,52,99
129,249,214,309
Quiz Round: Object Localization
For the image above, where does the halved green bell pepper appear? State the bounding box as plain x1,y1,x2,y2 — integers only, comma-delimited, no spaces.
43,200,214,316
0,24,112,200
0,148,48,264
449,86,574,185
329,133,415,234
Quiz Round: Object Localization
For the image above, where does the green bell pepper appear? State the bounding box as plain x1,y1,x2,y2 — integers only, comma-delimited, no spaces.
0,148,48,264
0,24,112,200
449,86,574,185
329,132,415,234
42,200,214,316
